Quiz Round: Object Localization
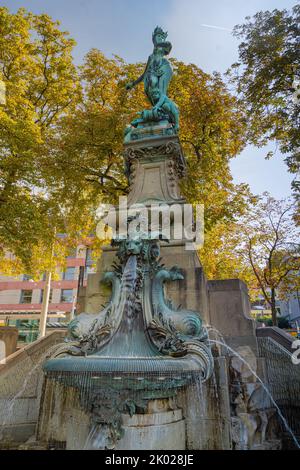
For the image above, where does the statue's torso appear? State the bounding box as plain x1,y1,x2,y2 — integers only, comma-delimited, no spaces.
147,53,172,79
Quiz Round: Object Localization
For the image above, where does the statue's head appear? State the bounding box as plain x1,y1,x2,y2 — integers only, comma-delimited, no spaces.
152,26,168,43
124,238,143,255
152,26,172,54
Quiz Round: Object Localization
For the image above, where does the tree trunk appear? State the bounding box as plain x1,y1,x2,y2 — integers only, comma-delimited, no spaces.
39,270,52,337
271,287,277,327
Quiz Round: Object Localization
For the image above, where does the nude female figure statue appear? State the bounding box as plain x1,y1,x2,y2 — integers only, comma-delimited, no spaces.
126,26,173,107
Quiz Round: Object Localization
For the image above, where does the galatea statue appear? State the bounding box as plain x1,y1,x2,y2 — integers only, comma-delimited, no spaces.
125,27,179,135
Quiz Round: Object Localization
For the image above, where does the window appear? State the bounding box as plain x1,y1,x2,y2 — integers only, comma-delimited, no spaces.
85,248,93,266
23,274,32,281
84,266,95,280
40,289,53,304
62,267,75,280
276,306,281,316
60,289,73,303
20,290,32,304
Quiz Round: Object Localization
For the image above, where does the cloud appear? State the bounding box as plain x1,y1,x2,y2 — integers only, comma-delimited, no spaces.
163,0,297,73
163,0,239,73
200,24,232,32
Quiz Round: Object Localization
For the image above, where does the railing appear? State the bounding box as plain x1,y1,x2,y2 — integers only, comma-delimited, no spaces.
256,326,294,353
256,327,300,448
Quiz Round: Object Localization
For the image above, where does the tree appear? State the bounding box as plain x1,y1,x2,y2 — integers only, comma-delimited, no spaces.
198,218,257,297
231,5,300,181
0,7,82,274
0,8,251,281
45,50,146,205
237,193,300,326
53,53,250,239
170,61,249,230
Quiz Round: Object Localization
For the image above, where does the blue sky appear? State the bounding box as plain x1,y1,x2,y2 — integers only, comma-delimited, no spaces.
4,0,297,198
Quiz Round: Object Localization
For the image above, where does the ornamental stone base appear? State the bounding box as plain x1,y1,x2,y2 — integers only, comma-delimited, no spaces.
116,399,186,450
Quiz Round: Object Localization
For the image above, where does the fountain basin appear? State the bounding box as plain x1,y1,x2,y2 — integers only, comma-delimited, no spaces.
43,354,207,392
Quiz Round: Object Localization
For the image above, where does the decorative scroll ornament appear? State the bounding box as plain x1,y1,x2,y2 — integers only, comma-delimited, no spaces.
123,140,186,181
147,316,188,357
52,222,213,380
82,389,150,449
123,140,183,161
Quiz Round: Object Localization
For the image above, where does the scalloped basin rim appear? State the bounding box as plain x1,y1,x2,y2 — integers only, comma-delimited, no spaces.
43,355,204,375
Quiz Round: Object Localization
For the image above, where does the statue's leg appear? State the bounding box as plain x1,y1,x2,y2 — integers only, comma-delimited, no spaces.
145,75,159,105
145,88,154,105
161,103,173,124
149,75,158,88
158,73,171,96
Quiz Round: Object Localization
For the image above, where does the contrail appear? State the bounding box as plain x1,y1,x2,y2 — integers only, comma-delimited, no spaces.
200,23,232,32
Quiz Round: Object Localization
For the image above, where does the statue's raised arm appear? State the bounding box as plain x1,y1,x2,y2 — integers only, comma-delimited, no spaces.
125,56,150,90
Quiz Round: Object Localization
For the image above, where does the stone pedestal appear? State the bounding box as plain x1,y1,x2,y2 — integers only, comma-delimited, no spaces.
62,399,186,450
46,132,265,452
65,409,91,450
180,357,232,450
124,135,185,206
116,399,185,450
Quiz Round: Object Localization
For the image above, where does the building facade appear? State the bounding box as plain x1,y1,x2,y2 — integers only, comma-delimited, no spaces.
278,294,300,326
0,245,95,344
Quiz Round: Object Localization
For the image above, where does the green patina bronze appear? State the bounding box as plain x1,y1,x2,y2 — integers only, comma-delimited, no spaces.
51,231,212,368
125,27,179,140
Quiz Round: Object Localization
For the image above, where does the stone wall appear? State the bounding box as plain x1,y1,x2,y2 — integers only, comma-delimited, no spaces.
179,357,232,450
0,327,18,360
208,279,257,353
77,247,117,314
0,331,65,447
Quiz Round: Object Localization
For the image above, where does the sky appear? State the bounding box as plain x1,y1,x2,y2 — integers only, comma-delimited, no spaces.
3,0,297,198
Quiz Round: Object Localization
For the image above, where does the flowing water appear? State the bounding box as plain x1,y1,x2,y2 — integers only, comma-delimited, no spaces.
84,423,108,450
0,341,68,440
0,362,42,439
4,256,297,450
210,368,225,448
209,338,300,449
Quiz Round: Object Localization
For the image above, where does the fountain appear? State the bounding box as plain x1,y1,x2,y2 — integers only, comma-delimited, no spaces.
1,27,299,451
37,26,215,450
39,234,214,449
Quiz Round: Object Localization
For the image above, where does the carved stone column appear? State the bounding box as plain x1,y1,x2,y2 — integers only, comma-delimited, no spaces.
124,134,186,206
